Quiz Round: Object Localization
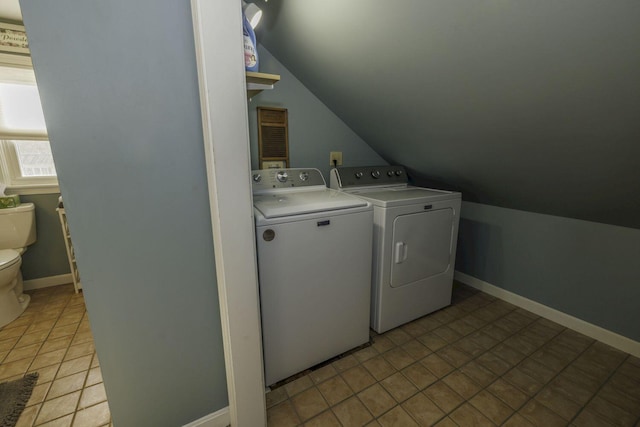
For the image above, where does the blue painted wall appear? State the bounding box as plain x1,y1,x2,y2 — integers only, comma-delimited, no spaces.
21,0,228,425
258,0,640,229
20,193,70,280
248,46,386,180
456,202,640,341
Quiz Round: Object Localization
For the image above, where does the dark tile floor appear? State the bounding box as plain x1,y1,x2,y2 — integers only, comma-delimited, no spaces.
265,282,640,426
4,282,639,426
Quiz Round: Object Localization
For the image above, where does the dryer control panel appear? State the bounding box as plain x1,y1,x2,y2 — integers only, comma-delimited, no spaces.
252,168,326,193
330,165,408,189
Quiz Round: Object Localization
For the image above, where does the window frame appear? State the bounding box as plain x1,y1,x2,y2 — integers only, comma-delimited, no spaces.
0,139,59,194
0,53,59,195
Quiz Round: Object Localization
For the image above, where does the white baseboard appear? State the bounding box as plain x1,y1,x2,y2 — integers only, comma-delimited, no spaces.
182,407,230,427
23,273,73,291
454,271,640,358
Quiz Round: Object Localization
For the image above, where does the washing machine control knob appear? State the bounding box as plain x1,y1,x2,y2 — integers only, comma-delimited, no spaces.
253,173,262,182
276,171,288,183
299,171,309,181
395,170,403,176
387,171,394,177
371,170,381,179
355,172,364,179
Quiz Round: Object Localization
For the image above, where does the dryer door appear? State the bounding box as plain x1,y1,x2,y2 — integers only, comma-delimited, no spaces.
390,208,454,288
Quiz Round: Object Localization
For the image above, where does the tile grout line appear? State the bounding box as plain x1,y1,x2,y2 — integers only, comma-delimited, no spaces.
434,297,615,425
497,330,594,426
30,289,81,427
292,287,605,426
424,295,637,426
2,288,59,425
416,296,542,425
459,307,623,425
0,285,109,427
565,352,632,426
372,291,507,425
31,288,81,426
350,293,510,425
280,291,515,426
267,284,640,426
412,295,535,423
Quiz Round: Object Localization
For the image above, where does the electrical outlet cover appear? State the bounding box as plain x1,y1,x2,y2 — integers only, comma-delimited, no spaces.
330,151,343,166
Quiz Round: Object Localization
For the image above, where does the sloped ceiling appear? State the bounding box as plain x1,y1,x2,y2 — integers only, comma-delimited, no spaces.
257,0,640,229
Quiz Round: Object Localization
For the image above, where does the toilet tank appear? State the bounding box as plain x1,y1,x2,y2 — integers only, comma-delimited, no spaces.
0,203,37,250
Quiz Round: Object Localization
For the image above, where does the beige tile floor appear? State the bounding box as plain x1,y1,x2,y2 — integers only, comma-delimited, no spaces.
0,284,111,427
265,283,640,426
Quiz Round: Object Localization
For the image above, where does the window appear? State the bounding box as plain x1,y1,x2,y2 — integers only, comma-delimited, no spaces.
0,65,58,193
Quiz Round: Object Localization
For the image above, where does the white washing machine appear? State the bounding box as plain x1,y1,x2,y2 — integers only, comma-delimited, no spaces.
330,165,461,333
252,168,373,386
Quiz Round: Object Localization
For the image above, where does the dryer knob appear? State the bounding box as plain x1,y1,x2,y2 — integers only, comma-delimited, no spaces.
299,171,309,181
253,173,262,182
395,170,403,176
371,170,381,179
355,172,364,179
276,171,288,182
387,171,394,177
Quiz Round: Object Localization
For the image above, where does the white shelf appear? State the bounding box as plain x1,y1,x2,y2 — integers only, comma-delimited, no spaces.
246,71,280,99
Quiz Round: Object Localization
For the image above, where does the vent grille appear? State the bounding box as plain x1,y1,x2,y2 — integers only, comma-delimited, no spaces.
261,127,287,158
260,109,286,124
258,107,289,168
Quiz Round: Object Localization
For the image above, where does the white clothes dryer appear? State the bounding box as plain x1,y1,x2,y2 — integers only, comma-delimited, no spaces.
253,168,373,385
330,166,461,333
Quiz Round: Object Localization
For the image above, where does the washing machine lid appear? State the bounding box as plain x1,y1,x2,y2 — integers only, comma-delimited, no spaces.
0,249,20,269
348,186,461,208
254,188,368,219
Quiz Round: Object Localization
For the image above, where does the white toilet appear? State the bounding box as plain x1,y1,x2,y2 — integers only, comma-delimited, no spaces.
0,203,36,328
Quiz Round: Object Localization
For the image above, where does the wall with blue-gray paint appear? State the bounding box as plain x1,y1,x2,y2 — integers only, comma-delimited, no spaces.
20,193,70,280
258,1,640,230
20,0,228,425
456,201,640,341
248,46,386,180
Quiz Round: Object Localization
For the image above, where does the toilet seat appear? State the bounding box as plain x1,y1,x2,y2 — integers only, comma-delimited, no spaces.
0,249,21,270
